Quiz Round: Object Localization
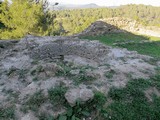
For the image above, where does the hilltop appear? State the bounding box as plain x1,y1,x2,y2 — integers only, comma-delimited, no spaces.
0,35,159,119
0,1,160,119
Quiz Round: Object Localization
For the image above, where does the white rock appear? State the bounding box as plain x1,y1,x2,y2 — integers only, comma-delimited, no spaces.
65,86,94,106
21,112,38,120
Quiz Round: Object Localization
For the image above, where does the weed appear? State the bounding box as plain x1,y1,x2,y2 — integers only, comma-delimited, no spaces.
36,65,44,73
105,69,115,79
30,65,44,76
55,63,72,77
72,66,96,84
107,77,160,120
151,75,160,90
145,58,159,65
18,69,28,79
6,67,17,76
20,107,28,114
2,89,19,103
0,105,15,120
7,68,28,79
22,85,107,120
32,77,38,81
125,72,132,79
38,113,54,120
31,60,39,65
55,63,96,84
48,85,67,106
56,91,108,120
30,69,37,76
24,90,46,112
73,72,96,85
155,67,160,74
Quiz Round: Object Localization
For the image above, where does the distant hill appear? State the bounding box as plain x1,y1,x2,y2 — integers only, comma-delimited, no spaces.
50,3,100,10
83,3,99,8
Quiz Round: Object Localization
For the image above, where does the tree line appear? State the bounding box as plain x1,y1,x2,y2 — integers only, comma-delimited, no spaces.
53,4,160,35
0,1,160,39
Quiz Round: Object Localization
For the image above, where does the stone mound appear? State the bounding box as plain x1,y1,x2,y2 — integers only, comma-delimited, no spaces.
0,35,158,119
30,38,109,63
77,21,125,36
77,17,160,37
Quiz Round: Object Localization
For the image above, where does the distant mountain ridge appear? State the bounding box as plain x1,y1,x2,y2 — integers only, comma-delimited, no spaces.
50,3,100,10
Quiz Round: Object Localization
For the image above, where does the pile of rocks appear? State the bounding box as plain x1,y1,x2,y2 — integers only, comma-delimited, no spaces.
77,17,160,37
0,35,158,120
77,21,125,36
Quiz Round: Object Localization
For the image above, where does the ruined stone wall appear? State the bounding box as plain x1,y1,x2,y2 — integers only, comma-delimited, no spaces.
20,36,110,62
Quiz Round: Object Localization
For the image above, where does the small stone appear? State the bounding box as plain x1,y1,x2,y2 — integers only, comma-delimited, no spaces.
21,112,38,120
70,69,80,75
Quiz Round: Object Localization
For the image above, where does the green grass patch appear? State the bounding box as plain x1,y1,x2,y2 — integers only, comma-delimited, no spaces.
47,84,108,119
48,84,68,106
105,69,116,79
55,62,96,85
81,33,160,59
30,65,44,76
81,33,148,45
38,113,54,120
0,105,15,120
118,41,160,59
55,63,72,77
56,91,108,120
73,68,96,85
106,76,160,120
22,91,46,112
52,76,160,120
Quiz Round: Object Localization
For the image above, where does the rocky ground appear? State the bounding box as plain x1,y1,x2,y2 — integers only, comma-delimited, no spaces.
0,35,159,120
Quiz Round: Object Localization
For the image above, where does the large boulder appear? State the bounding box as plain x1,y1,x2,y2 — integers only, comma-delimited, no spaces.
65,86,94,106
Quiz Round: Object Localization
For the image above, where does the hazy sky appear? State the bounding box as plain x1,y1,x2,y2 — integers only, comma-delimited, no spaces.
50,0,160,6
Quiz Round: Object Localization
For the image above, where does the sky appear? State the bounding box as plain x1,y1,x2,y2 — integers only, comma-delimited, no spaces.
50,0,160,6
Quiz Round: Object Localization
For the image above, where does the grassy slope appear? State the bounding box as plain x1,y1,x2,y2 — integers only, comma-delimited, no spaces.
81,33,160,59
107,75,160,120
81,33,160,120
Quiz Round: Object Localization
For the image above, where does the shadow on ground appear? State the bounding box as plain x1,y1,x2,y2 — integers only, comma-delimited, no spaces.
79,21,160,59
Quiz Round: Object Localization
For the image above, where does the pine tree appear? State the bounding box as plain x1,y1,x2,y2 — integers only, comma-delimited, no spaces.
0,0,5,29
0,0,47,39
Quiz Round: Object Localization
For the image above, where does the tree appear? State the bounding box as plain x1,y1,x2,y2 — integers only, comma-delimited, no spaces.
0,0,5,29
0,0,58,39
0,0,45,39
